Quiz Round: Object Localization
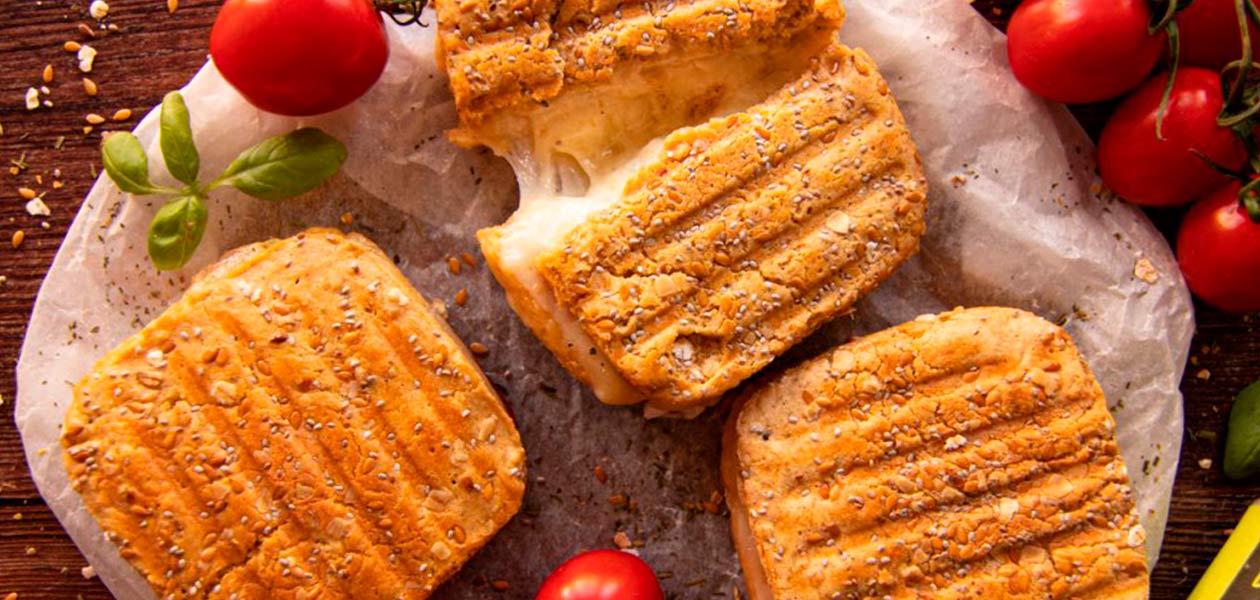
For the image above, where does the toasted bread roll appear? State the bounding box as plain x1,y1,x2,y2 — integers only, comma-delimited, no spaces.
723,307,1149,599
62,229,526,600
537,44,926,412
438,0,924,414
436,0,845,135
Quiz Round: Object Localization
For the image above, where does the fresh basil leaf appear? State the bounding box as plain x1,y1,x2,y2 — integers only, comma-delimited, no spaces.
209,128,347,201
159,91,200,186
101,132,163,195
1225,381,1260,480
147,194,208,271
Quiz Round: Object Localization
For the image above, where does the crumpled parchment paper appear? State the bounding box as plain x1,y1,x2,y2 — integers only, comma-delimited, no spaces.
17,1,1194,597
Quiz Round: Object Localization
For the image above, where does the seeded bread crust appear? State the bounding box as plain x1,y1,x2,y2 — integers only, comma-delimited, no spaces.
536,43,927,412
62,228,526,600
724,307,1149,599
435,0,845,136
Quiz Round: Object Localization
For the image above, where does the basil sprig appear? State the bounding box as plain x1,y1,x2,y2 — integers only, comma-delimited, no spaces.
100,91,347,271
1226,381,1260,480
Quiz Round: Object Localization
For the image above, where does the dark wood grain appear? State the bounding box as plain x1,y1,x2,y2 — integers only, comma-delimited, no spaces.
0,0,1256,597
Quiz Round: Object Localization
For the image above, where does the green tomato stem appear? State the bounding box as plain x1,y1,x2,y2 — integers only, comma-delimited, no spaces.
1155,21,1181,141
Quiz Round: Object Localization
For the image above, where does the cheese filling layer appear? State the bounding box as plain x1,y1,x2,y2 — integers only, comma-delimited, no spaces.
474,34,831,411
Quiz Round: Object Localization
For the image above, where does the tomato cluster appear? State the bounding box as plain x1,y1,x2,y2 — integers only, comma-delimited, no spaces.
1008,0,1260,313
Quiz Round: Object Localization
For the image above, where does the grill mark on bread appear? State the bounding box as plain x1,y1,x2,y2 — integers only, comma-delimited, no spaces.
602,70,889,278
630,179,911,348
164,292,436,595
569,62,866,279
725,307,1148,599
90,378,254,593
202,305,442,585
537,45,926,408
763,367,1099,478
766,394,1106,538
63,229,526,600
592,108,903,321
437,0,841,129
135,352,304,596
157,357,317,592
826,478,1134,600
905,523,1150,599
805,465,1129,593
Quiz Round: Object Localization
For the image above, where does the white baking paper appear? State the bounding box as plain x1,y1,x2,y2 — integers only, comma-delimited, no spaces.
17,1,1193,597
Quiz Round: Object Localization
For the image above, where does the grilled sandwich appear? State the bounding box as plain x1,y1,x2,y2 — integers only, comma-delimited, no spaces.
722,307,1149,599
62,228,526,600
437,0,927,415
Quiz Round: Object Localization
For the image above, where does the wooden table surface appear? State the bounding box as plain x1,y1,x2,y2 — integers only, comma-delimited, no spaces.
0,0,1257,597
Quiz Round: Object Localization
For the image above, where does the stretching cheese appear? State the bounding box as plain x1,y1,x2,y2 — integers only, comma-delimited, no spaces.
437,0,927,415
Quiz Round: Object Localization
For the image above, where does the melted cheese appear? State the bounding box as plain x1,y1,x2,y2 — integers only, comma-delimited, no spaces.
485,140,665,406
474,33,831,414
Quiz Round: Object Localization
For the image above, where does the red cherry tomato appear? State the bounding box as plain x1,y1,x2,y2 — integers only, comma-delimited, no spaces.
1007,0,1165,104
209,0,389,116
535,550,664,600
1098,67,1247,207
1177,182,1260,313
1177,0,1260,70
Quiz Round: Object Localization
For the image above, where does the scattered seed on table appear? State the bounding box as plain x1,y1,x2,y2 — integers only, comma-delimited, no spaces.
78,45,97,73
83,126,93,135
24,88,39,110
85,113,105,125
454,288,469,306
112,108,132,121
11,230,25,248
64,40,81,52
26,198,51,217
0,124,5,136
167,0,178,12
89,0,109,20
18,187,36,200
447,256,462,275
339,212,353,226
41,65,53,83
469,342,489,355
83,78,98,96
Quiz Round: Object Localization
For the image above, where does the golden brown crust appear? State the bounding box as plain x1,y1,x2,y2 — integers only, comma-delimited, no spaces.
725,307,1149,599
435,0,844,134
62,228,526,600
536,43,927,411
